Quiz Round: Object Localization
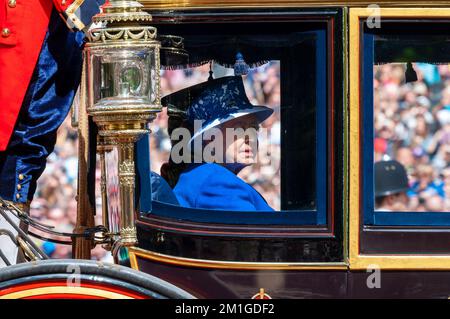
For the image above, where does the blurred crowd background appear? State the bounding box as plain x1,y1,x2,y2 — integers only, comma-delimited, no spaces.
152,62,281,209
30,62,281,260
375,63,450,212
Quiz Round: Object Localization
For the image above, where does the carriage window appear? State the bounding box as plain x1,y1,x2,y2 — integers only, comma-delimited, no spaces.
139,23,329,226
363,23,450,225
153,63,282,209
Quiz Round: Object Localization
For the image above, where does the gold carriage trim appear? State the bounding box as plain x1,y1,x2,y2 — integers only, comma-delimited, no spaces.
141,0,450,9
128,247,348,270
349,7,450,270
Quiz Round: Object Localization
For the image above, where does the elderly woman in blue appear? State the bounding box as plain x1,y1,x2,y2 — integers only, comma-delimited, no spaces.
162,76,274,211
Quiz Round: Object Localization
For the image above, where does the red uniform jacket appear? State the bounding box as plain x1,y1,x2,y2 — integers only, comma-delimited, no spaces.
0,0,75,151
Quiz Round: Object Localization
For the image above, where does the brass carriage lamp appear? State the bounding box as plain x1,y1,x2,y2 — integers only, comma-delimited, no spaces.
85,0,161,250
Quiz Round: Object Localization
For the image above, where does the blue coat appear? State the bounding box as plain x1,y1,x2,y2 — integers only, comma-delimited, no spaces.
174,163,273,211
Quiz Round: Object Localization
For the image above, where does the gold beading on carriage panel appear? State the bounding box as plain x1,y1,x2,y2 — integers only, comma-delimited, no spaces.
140,0,450,9
128,247,348,271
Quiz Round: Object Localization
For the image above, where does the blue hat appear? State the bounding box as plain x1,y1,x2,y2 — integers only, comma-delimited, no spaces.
162,76,273,147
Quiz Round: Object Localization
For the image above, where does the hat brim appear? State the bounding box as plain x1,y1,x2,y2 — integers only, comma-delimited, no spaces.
374,187,409,198
187,106,274,151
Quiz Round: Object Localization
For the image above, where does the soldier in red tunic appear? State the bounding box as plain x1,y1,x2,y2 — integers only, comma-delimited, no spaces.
0,0,94,151
0,0,102,204
0,0,102,266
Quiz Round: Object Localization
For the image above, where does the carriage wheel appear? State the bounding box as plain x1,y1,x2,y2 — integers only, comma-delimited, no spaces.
0,259,195,299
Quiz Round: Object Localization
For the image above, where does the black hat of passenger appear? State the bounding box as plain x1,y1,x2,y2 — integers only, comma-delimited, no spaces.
374,160,409,198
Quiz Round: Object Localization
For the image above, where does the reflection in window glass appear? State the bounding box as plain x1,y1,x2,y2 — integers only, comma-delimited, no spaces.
150,62,281,210
374,62,450,212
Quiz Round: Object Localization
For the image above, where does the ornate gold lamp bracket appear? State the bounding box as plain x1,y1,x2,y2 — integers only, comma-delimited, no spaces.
85,0,161,257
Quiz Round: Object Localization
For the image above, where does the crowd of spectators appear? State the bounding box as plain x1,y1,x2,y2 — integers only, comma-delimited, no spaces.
30,61,282,259
375,62,450,212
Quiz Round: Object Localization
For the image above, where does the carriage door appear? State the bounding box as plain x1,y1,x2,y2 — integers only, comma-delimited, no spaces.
349,7,450,297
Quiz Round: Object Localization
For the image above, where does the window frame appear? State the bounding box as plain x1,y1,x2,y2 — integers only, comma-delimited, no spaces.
362,30,450,227
134,8,345,263
349,7,450,269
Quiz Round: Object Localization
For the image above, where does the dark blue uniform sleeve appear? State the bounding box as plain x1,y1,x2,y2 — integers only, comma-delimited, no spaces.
150,172,179,205
0,11,84,203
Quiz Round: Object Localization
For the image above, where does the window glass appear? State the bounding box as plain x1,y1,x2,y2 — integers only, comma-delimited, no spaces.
364,23,450,225
374,62,450,212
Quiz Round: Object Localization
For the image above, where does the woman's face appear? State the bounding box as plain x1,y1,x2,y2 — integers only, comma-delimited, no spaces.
220,116,260,166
